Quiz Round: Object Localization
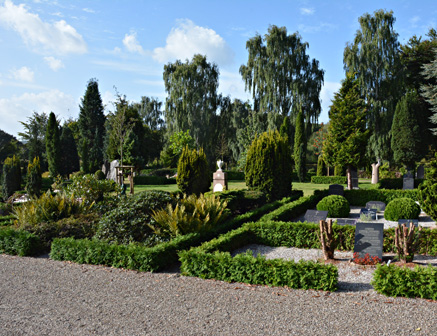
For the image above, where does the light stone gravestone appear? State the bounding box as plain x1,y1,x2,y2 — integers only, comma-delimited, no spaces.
213,160,228,192
336,218,358,226
329,184,344,196
354,222,384,259
102,159,119,182
304,210,328,223
365,201,386,212
403,172,414,190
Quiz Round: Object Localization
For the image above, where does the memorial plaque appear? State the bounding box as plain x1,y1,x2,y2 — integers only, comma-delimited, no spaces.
336,218,357,226
329,184,344,196
354,222,384,259
365,201,386,212
304,210,328,223
403,177,414,190
360,208,377,221
398,219,419,227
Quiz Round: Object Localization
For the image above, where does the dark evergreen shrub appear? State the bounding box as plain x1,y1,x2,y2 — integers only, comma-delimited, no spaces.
94,190,173,244
317,156,325,176
418,153,437,220
26,156,42,197
177,147,210,195
245,130,293,201
317,195,350,218
2,155,21,201
94,170,105,180
384,197,421,221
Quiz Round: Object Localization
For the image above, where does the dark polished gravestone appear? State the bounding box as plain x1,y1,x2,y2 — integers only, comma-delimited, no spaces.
359,208,377,221
350,167,359,189
365,201,386,212
398,219,419,227
354,222,384,259
336,218,358,226
303,210,328,223
416,165,425,179
329,184,344,196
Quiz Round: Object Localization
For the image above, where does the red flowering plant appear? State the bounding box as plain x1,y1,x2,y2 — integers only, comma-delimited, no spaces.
352,252,382,265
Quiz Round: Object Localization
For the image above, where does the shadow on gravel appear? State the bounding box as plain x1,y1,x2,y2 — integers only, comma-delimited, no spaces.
337,281,374,292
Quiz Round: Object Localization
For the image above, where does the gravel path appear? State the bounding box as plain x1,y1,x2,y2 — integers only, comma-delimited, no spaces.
1,254,437,336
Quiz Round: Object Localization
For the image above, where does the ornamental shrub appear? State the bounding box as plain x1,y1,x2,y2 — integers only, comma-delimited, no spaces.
94,169,105,180
94,190,173,245
245,130,292,201
26,156,42,197
417,153,437,220
64,173,117,206
316,195,350,218
177,146,210,195
317,156,325,176
384,197,421,221
2,155,21,201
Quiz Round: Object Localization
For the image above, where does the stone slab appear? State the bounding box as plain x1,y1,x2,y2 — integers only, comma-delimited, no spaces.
354,222,384,259
365,201,386,212
403,177,414,190
336,218,358,226
329,184,344,196
304,210,328,224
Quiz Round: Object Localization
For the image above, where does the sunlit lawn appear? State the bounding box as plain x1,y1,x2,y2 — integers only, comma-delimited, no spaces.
133,178,375,197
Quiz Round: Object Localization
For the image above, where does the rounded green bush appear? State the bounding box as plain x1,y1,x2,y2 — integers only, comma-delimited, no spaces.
94,170,106,180
384,197,421,221
316,195,350,218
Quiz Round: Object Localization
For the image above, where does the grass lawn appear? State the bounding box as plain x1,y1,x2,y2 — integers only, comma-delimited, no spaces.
133,178,375,196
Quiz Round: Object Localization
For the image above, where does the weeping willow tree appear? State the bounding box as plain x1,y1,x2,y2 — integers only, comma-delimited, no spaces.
344,10,403,163
239,25,324,131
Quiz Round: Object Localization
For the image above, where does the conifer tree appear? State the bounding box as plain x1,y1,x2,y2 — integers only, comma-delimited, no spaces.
59,125,80,177
294,107,306,182
177,146,210,195
317,155,325,176
78,79,105,173
391,91,421,170
26,156,42,197
2,155,21,200
46,112,61,178
421,46,437,135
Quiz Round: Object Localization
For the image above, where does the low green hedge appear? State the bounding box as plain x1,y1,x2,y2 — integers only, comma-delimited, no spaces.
343,189,418,206
133,175,176,185
311,176,347,184
372,264,437,300
179,222,338,291
378,178,425,190
0,215,14,226
49,195,296,272
224,171,245,180
0,228,42,256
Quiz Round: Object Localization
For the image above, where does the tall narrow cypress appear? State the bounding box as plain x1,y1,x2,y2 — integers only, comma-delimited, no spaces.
46,112,61,178
294,108,306,182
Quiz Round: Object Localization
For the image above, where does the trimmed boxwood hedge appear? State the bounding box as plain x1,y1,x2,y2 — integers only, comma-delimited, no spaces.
378,178,425,190
133,175,176,185
0,228,42,256
310,176,347,184
372,264,437,300
316,195,350,218
343,189,418,206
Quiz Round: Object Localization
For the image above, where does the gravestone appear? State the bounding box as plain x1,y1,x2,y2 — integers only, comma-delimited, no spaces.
360,208,377,221
350,167,359,189
354,222,384,259
329,184,344,196
103,160,119,182
398,219,419,227
365,201,386,212
416,165,425,179
304,210,328,223
403,172,414,190
213,160,228,192
336,218,358,226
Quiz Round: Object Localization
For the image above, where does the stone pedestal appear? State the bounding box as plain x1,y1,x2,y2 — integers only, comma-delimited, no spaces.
213,170,228,192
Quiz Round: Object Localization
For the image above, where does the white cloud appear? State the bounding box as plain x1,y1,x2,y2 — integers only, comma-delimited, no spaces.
219,70,251,101
83,8,95,14
44,56,64,71
122,32,145,54
11,66,34,82
300,7,315,15
298,22,337,34
0,89,77,136
410,15,420,27
0,0,87,55
153,19,234,66
101,90,116,111
319,81,341,123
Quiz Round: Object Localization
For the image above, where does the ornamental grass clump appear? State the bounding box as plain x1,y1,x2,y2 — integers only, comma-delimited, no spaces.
384,197,420,221
316,195,350,218
151,194,230,237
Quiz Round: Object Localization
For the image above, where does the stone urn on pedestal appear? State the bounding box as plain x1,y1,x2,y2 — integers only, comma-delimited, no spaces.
213,160,228,192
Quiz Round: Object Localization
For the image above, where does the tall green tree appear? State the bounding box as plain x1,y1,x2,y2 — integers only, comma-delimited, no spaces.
240,25,324,130
59,125,80,177
322,75,369,190
294,107,306,182
163,54,219,160
26,156,42,197
2,155,21,200
45,112,61,178
344,10,402,162
135,96,165,131
0,130,20,168
78,79,106,173
421,46,437,135
391,91,422,170
18,112,48,169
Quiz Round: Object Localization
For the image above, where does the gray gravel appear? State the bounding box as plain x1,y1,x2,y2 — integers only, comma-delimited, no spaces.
1,253,437,336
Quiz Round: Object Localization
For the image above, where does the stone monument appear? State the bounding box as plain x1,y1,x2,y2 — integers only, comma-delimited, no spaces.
403,172,414,190
213,160,228,192
354,222,384,259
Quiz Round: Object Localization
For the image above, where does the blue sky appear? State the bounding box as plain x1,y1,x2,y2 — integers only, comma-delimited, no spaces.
0,0,436,137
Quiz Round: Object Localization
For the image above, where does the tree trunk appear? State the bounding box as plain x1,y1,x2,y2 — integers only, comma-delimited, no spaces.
371,159,381,184
347,165,352,190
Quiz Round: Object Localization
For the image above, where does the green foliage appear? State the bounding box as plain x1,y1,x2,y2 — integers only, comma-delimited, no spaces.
206,189,268,214
177,146,210,195
294,108,306,182
310,176,347,184
26,156,42,197
418,153,437,220
94,170,105,180
391,91,422,167
150,194,230,238
134,175,176,185
2,155,21,201
378,178,424,190
18,112,48,169
224,170,245,180
0,129,20,167
372,264,437,299
245,130,293,201
0,215,14,227
344,189,418,206
317,155,325,176
94,191,173,245
317,195,350,218
0,228,42,256
78,79,106,173
384,197,421,221
13,190,90,228
421,40,437,135
59,125,80,177
45,112,61,177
